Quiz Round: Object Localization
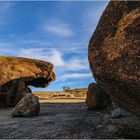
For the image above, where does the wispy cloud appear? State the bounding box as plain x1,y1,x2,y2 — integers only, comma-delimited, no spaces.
0,43,13,55
60,73,92,81
82,2,108,34
18,47,88,71
43,20,73,37
0,1,14,12
17,47,92,85
85,3,107,22
18,48,65,67
0,1,15,25
22,39,51,47
65,59,88,71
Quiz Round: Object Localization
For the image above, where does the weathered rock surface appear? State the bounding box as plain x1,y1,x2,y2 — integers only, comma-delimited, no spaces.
11,94,40,117
86,83,110,110
88,1,140,116
0,81,29,107
0,56,55,107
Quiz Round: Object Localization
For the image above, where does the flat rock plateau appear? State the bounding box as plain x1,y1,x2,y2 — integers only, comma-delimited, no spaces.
0,89,140,139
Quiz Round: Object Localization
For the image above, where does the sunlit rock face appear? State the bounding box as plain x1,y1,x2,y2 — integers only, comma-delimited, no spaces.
0,56,55,107
88,1,140,116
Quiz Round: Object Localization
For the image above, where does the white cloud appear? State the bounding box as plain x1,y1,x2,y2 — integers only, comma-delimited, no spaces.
60,73,92,81
66,59,88,70
17,47,92,83
18,47,89,71
0,40,88,71
59,42,86,54
18,48,65,67
44,20,73,37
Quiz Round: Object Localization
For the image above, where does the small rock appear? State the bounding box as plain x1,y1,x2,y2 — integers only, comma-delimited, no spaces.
11,94,40,117
111,106,132,118
86,83,110,110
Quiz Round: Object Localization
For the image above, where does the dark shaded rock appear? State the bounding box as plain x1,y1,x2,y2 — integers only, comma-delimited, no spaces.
11,94,40,117
88,1,140,116
0,81,31,107
0,56,55,107
86,83,110,110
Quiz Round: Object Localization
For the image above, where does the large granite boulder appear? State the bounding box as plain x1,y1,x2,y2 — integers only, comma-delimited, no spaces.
0,56,55,107
86,83,110,110
11,94,40,117
88,1,140,116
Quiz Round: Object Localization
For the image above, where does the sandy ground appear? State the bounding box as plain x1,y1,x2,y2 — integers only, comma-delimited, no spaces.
34,91,86,103
0,92,140,139
0,100,140,139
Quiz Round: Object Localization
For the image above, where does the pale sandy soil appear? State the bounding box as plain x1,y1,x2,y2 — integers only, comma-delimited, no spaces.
40,99,85,103
34,91,86,103
0,91,140,139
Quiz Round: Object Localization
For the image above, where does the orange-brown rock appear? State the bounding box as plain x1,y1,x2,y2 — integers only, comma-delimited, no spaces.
11,93,40,117
86,83,110,110
0,56,55,107
88,1,140,115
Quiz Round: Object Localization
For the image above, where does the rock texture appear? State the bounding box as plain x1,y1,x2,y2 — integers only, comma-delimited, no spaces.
0,81,29,107
11,94,40,117
88,1,140,116
86,83,110,110
1,103,140,139
0,56,55,107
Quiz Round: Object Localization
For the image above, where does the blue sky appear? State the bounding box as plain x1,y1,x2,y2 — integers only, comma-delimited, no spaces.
0,1,109,91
